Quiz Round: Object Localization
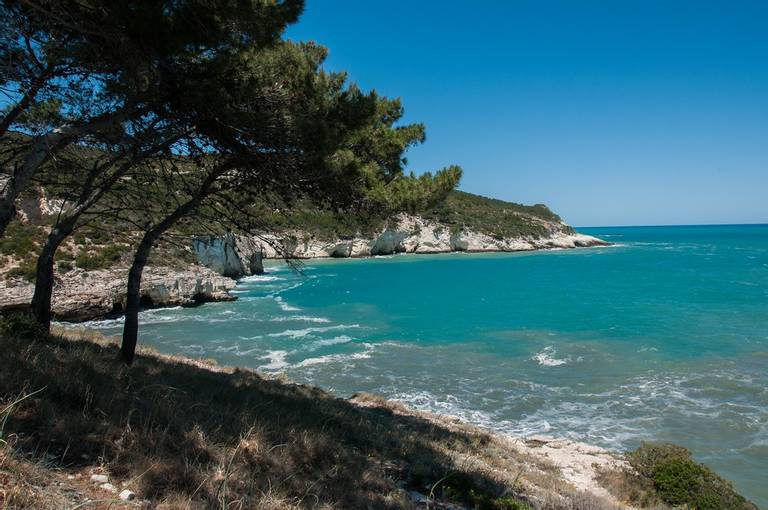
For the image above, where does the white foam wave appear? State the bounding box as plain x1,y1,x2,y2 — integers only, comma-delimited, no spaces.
241,275,284,282
274,296,300,311
68,307,188,330
293,348,373,368
269,281,305,295
307,335,353,350
270,315,331,323
259,350,290,370
267,324,360,339
532,346,569,366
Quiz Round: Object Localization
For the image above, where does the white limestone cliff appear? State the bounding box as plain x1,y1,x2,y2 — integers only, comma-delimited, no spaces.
194,214,608,274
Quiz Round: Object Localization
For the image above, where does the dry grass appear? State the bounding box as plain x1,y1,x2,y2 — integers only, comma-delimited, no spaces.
1,322,636,509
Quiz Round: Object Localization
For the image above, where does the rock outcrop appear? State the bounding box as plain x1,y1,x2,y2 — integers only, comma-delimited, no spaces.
192,233,264,278
0,266,236,321
193,214,608,270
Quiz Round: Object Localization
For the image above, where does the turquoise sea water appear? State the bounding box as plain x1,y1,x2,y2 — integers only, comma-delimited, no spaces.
78,225,768,506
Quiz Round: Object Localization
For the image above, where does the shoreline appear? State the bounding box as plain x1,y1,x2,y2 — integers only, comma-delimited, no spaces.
1,237,610,323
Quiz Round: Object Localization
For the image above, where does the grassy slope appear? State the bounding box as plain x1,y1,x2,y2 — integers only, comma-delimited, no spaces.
0,324,634,510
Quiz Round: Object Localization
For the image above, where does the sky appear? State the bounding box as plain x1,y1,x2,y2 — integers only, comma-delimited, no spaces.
285,0,768,227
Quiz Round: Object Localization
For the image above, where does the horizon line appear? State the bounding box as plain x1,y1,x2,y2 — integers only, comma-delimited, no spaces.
575,222,768,229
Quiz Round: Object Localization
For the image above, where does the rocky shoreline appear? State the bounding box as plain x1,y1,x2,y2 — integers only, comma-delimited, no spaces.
193,213,609,277
0,266,236,322
1,214,608,322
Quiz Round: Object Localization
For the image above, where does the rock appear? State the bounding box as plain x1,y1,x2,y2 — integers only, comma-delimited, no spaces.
15,185,67,223
0,265,238,322
99,482,117,493
371,229,407,255
90,474,109,484
193,234,245,277
247,251,264,274
194,233,266,276
119,489,136,501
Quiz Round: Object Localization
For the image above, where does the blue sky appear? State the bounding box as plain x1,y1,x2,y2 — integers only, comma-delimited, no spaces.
286,1,768,227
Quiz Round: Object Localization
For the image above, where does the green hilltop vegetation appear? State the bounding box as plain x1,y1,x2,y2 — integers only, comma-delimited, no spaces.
242,190,572,242
422,190,572,239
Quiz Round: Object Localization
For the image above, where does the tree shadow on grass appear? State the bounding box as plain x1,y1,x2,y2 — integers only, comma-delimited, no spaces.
1,332,517,509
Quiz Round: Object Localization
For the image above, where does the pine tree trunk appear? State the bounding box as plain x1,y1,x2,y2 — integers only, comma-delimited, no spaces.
0,201,16,239
119,172,216,365
30,227,70,331
120,235,155,365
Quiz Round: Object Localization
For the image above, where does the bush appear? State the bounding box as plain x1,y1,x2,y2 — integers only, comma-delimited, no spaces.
421,191,569,239
56,260,73,273
627,442,691,478
435,471,533,510
623,443,758,510
75,244,126,270
0,313,46,340
7,259,37,282
0,221,44,258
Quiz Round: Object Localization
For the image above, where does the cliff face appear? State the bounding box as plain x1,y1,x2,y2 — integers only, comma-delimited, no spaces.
193,213,608,277
192,233,265,277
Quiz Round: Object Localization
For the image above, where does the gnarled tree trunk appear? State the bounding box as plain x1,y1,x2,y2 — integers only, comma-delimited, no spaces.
30,219,77,331
120,234,156,365
120,194,205,365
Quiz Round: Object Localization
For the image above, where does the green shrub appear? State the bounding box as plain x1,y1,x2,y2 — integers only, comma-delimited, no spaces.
0,221,44,258
651,457,706,506
625,443,758,510
434,471,532,510
7,259,37,282
243,190,565,242
75,244,126,270
0,313,45,340
627,442,691,478
421,191,568,239
56,260,73,273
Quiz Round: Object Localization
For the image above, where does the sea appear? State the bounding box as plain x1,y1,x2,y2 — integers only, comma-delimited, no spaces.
73,224,768,506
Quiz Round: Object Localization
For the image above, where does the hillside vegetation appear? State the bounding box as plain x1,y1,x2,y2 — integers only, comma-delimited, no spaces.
264,191,572,241
1,188,574,283
421,191,571,239
237,190,571,242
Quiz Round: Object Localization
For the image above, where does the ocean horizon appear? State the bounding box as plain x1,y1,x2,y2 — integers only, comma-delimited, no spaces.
71,224,768,507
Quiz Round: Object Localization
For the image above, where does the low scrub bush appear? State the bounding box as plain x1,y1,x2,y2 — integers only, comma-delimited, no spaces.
0,313,46,340
599,442,758,510
75,244,127,270
6,259,37,282
0,221,44,258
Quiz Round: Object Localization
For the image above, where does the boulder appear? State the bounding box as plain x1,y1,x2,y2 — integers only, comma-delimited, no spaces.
119,489,136,501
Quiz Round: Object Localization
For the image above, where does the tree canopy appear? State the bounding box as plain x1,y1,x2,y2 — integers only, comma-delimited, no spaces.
1,0,462,363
